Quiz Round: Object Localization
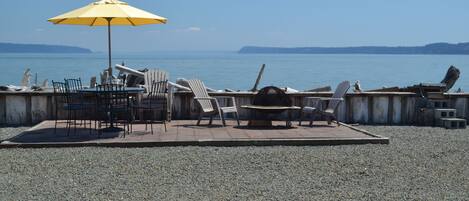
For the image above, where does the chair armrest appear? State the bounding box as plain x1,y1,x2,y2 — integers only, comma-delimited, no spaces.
212,96,234,99
194,97,217,100
213,96,237,108
322,97,344,101
303,97,343,110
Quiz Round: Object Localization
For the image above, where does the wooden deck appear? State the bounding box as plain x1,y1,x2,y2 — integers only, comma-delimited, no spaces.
0,120,388,148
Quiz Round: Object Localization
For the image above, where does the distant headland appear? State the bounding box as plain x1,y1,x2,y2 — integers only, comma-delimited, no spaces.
0,42,92,53
239,42,469,55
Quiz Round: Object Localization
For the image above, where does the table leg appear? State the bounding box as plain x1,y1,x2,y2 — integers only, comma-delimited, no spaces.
101,102,124,132
137,93,144,121
286,110,292,128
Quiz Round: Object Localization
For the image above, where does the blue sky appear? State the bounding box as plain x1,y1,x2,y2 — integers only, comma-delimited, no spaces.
0,0,468,52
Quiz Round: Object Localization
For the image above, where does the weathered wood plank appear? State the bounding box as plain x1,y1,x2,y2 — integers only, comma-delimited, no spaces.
337,97,347,122
1,91,468,125
5,96,28,125
387,96,394,125
351,97,368,124
46,95,53,120
392,96,402,124
405,97,416,125
345,96,353,123
367,96,373,124
454,97,467,118
0,96,6,124
466,97,469,120
401,96,408,125
372,96,388,124
31,96,48,124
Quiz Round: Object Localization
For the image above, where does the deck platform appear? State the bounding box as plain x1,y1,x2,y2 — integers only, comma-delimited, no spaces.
0,120,388,148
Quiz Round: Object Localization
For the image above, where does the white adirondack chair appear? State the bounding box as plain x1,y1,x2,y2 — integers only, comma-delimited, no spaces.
299,81,350,127
144,69,168,94
143,69,172,121
187,79,240,126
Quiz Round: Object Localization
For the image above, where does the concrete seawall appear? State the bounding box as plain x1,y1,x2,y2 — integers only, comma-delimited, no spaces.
1,91,468,126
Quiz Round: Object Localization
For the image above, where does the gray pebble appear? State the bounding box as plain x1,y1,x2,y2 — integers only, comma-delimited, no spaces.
0,126,467,200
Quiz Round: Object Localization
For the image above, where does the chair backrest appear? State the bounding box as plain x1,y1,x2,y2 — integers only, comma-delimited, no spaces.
187,79,214,113
327,81,350,111
64,78,88,104
96,84,129,111
52,80,69,105
144,69,168,94
144,80,168,106
64,78,83,92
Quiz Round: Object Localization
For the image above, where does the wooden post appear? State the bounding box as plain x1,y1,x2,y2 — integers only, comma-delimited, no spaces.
401,96,408,125
367,96,373,124
346,96,353,123
250,64,265,92
387,95,394,124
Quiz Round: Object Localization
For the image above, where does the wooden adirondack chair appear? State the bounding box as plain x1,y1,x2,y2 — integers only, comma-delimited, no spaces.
299,81,350,127
187,79,240,126
143,69,172,121
144,69,168,94
131,80,168,134
130,69,171,134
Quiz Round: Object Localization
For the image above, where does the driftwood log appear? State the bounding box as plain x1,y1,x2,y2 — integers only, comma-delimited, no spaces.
284,87,299,93
90,77,96,88
21,68,31,87
440,65,460,92
366,87,400,92
250,64,265,92
115,64,147,87
305,86,332,92
41,79,48,88
115,64,192,91
366,65,461,93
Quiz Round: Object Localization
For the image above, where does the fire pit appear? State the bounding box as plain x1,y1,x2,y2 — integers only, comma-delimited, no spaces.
241,86,300,127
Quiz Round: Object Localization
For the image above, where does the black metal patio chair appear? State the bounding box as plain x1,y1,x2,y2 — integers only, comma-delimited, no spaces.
64,78,83,92
52,80,93,135
95,84,132,137
131,80,168,134
64,78,95,131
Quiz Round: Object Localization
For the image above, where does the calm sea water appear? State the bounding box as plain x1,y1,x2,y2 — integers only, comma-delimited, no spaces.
0,52,468,91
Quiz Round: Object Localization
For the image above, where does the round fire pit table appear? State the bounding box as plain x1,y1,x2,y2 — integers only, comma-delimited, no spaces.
241,105,301,128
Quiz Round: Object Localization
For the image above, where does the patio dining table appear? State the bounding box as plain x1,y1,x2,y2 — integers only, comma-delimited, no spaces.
78,87,145,94
77,87,145,132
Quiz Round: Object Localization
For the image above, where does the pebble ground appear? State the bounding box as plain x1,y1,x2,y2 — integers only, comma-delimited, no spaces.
0,126,467,200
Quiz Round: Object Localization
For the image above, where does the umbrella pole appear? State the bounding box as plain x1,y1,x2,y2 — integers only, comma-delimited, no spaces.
106,18,112,84
107,18,112,75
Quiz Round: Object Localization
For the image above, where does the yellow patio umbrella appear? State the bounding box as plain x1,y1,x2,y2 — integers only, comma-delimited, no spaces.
48,0,167,70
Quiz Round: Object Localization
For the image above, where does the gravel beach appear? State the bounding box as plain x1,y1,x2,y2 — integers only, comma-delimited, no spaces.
0,126,467,200
0,127,29,141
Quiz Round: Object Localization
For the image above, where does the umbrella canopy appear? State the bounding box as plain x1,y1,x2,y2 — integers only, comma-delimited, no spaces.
48,0,167,70
48,0,167,26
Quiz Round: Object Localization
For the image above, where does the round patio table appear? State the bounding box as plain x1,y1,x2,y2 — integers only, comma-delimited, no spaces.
77,87,145,132
78,87,145,94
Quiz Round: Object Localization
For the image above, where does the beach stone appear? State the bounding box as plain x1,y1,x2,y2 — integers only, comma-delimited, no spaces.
0,126,467,200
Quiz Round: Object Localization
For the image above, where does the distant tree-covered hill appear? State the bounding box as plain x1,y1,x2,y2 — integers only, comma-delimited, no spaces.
239,42,469,55
0,42,92,53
